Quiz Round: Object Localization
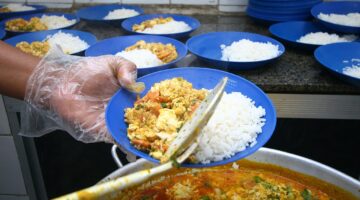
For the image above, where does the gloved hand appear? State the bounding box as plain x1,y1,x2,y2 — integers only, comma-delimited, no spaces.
20,46,139,143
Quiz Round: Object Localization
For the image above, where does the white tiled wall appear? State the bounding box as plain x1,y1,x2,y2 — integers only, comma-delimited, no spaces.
171,0,218,5
0,0,26,3
1,0,346,13
122,0,169,4
0,0,250,11
75,0,120,3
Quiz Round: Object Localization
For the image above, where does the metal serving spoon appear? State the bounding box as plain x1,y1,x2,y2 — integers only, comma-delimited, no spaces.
53,77,228,200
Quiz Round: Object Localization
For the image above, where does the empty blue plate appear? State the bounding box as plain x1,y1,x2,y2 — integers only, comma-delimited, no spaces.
311,1,360,34
85,35,187,76
106,67,277,167
0,4,46,19
269,21,355,51
186,32,285,70
1,12,79,35
76,4,143,24
121,14,200,39
5,29,97,55
314,42,360,87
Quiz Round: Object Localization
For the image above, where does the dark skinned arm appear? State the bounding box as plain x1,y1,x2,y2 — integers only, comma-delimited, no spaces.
0,41,40,99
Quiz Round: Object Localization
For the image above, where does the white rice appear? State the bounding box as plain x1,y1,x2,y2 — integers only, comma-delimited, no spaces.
195,92,266,164
318,12,360,27
116,49,163,68
103,8,139,20
297,32,357,45
343,58,360,79
3,3,35,12
40,15,76,29
221,39,281,62
139,20,191,34
46,31,89,54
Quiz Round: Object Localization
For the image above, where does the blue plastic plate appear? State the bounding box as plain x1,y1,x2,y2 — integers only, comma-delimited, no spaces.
186,32,285,70
315,42,360,87
247,7,312,23
76,4,143,24
1,12,79,35
106,67,277,167
0,4,46,19
311,1,360,34
269,21,348,51
248,4,312,15
85,35,187,76
121,14,200,39
250,0,321,8
0,28,5,39
4,29,97,55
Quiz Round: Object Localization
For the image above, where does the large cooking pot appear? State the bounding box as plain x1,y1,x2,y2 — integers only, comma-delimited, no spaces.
103,146,360,198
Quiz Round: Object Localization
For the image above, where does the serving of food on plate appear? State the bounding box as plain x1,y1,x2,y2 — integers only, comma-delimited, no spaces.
106,67,276,168
15,31,89,57
85,35,188,76
132,16,192,34
269,21,359,51
76,4,143,23
0,3,46,20
3,13,78,34
0,3,35,13
121,14,200,38
5,29,96,57
186,32,285,70
311,1,360,34
116,40,178,68
103,8,140,20
125,77,266,164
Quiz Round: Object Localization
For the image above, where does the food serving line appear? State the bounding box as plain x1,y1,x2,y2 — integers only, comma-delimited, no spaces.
2,4,360,120
73,12,360,120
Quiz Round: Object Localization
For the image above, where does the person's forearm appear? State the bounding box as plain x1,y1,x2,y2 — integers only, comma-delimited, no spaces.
0,41,40,99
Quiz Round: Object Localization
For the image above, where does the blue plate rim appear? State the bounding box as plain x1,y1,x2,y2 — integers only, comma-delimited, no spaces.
314,42,360,81
106,67,277,168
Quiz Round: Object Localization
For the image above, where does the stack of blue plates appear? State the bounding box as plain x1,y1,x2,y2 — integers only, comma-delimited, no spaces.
247,0,322,24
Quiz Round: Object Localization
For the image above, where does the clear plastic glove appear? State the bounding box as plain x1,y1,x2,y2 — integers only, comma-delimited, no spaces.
20,46,140,143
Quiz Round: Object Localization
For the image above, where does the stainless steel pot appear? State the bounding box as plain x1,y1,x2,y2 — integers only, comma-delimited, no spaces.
102,146,360,198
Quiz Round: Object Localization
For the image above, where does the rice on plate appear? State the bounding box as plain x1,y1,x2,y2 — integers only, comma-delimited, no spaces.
5,14,77,32
343,58,360,79
16,31,89,57
195,91,265,164
0,3,35,12
221,39,281,62
133,17,191,34
116,40,178,68
318,12,360,27
297,32,357,45
39,15,76,29
103,8,139,20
